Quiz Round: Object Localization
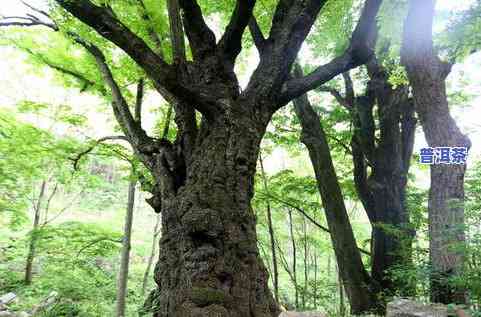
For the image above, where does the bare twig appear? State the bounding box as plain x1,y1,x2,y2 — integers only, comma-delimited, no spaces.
42,190,85,225
259,192,371,256
69,136,129,170
20,0,51,19
76,237,123,258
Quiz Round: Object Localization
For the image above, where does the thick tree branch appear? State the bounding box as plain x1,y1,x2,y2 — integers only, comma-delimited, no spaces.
153,0,197,154
351,138,376,223
269,0,318,39
244,0,328,107
353,94,376,163
167,0,186,63
342,72,355,106
280,0,382,103
178,0,216,60
218,0,256,67
82,43,152,149
70,136,129,170
248,16,266,52
135,79,144,123
156,0,220,119
269,0,326,73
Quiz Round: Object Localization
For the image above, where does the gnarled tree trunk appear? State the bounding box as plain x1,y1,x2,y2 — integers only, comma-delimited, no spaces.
149,112,279,317
350,59,417,295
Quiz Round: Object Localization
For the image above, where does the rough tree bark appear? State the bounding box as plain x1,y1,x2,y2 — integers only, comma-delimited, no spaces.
11,0,383,314
401,0,470,304
148,110,279,317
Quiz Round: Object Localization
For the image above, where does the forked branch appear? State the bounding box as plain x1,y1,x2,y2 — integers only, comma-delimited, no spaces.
178,0,216,60
248,17,266,52
218,0,256,67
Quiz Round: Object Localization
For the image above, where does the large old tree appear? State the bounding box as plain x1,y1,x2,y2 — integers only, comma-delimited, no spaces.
401,0,471,304
293,47,417,312
293,66,378,314
348,58,416,297
2,0,382,315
